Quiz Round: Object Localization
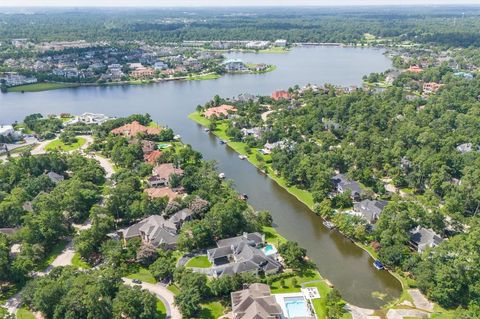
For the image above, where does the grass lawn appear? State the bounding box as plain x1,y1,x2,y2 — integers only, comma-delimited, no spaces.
16,308,35,319
126,267,156,284
188,73,222,81
258,47,290,54
185,255,212,268
9,145,35,155
8,82,80,93
71,253,91,269
148,121,162,128
188,111,211,127
45,137,86,152
156,300,167,319
197,301,225,319
262,226,287,246
167,284,181,295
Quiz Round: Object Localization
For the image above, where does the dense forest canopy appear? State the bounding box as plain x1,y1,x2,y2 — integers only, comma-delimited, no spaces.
1,6,480,47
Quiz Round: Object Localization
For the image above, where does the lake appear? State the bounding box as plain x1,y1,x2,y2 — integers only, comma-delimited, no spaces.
0,46,402,308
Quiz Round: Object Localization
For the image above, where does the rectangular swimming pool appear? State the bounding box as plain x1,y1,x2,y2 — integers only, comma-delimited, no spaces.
284,296,310,318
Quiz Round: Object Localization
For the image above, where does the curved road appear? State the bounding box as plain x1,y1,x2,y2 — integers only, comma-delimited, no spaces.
122,278,181,319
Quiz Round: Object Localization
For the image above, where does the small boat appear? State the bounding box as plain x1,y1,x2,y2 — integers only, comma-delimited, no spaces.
204,128,210,132
373,260,384,270
219,140,227,145
173,134,181,140
218,173,226,179
240,193,248,200
323,221,335,230
239,155,247,160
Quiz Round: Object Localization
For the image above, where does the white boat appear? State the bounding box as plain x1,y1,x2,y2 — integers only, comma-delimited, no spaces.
218,173,226,179
239,155,247,160
204,128,210,132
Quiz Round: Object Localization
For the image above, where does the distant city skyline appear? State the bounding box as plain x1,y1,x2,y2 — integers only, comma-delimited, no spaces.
0,0,478,7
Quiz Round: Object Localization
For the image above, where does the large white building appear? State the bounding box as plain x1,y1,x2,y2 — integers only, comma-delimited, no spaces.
0,125,15,137
64,113,114,126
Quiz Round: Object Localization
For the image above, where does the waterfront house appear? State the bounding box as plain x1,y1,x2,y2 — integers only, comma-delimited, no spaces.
274,39,288,47
207,232,282,277
353,199,388,224
332,173,363,201
245,41,270,50
64,112,113,126
231,283,283,319
130,67,155,79
154,61,168,70
203,105,238,119
409,226,444,253
111,121,161,138
223,59,247,72
271,90,291,101
0,125,15,137
241,127,262,139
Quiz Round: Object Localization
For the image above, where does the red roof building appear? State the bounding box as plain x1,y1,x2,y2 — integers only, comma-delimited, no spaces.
271,90,292,101
423,82,443,94
407,66,423,74
111,121,161,138
203,104,237,119
144,150,163,165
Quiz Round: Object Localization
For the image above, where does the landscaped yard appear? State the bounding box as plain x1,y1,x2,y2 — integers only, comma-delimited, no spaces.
185,255,212,268
71,252,91,269
126,267,156,284
156,300,167,319
197,301,225,319
45,137,86,152
188,73,222,81
8,82,80,93
167,284,181,295
16,308,35,319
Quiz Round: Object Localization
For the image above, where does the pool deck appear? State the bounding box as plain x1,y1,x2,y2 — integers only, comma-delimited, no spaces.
274,292,316,319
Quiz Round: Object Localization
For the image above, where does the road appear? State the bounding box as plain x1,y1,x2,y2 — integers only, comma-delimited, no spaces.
123,278,181,319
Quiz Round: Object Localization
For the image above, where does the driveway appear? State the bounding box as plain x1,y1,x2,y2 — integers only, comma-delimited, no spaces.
408,289,434,312
88,154,115,179
122,278,181,319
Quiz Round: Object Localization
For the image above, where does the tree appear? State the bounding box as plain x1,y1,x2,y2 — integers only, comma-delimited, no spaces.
136,243,158,266
112,286,159,319
149,250,176,281
326,289,346,319
278,241,307,269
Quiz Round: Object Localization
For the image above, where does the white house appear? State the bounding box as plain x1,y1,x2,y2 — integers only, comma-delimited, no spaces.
0,125,15,137
274,39,287,47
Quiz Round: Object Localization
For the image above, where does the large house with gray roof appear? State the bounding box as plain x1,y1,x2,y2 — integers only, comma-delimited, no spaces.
207,232,282,278
353,199,388,224
332,173,363,201
409,226,444,253
231,283,283,319
119,208,194,249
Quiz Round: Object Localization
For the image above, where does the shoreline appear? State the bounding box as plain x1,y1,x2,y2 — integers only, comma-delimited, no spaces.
188,111,407,308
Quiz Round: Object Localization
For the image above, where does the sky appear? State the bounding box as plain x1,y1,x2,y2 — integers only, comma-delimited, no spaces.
0,0,478,7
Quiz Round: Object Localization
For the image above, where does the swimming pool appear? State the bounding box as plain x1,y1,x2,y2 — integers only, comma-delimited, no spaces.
284,296,310,318
261,244,277,256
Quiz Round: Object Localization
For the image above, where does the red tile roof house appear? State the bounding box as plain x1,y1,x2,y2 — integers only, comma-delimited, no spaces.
406,65,423,73
111,121,161,138
145,187,180,202
147,163,184,188
144,150,163,165
271,90,292,101
203,104,237,119
422,82,443,94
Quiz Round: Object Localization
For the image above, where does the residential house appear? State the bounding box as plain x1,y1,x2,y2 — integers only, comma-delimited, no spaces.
456,143,479,154
64,112,113,126
207,232,282,277
140,140,156,154
409,226,444,253
422,82,443,94
0,125,15,137
111,121,161,138
148,163,184,187
271,90,291,101
245,41,270,50
46,171,64,184
145,187,180,202
353,199,388,224
332,173,363,201
144,150,163,165
154,61,168,70
260,141,287,155
274,39,287,47
223,59,247,72
241,127,262,139
231,283,283,319
119,210,194,249
130,67,155,79
407,65,423,73
203,105,238,119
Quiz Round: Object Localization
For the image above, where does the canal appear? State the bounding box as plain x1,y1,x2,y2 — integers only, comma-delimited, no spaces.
0,46,402,308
